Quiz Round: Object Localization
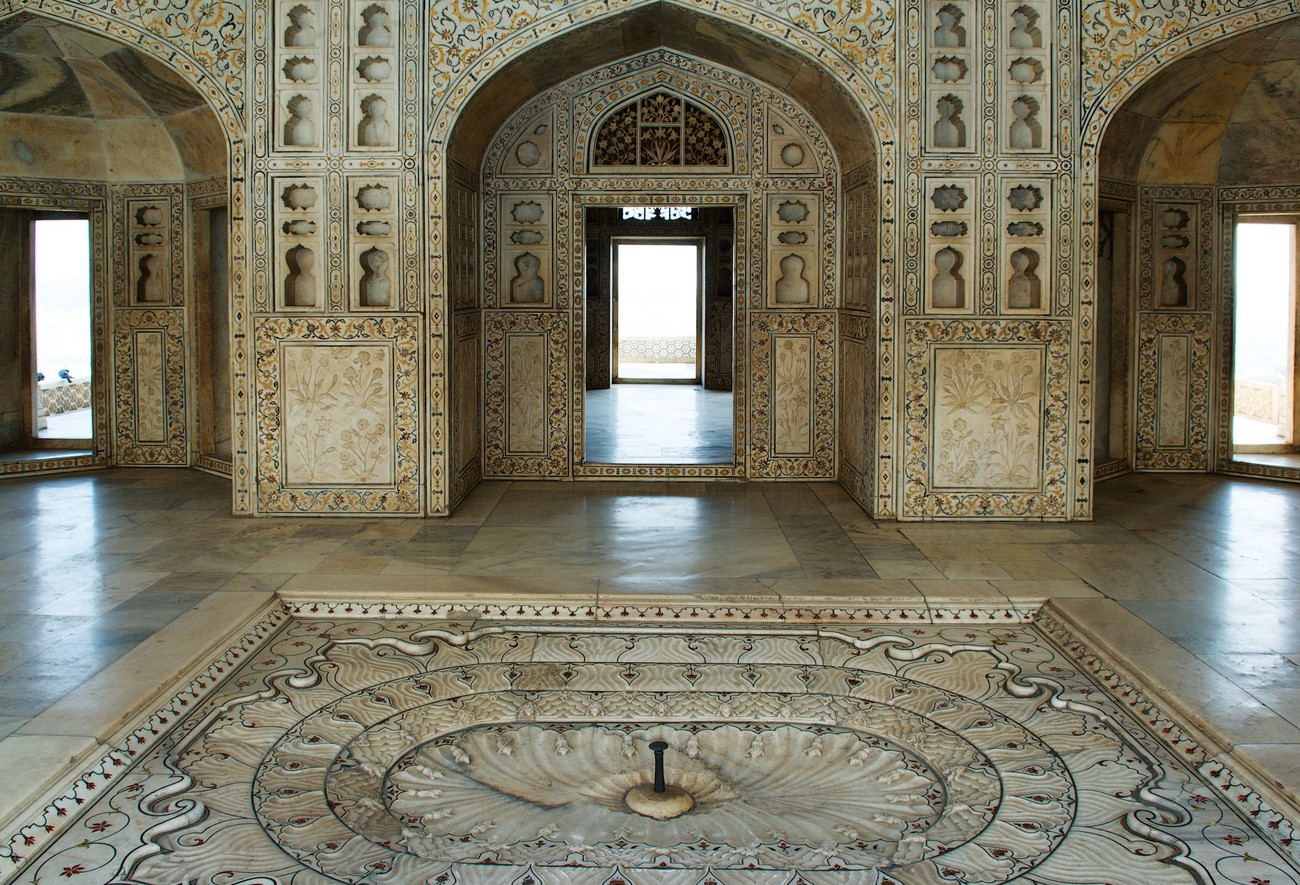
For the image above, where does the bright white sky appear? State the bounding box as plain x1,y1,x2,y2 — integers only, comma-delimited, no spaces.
617,243,698,338
33,218,92,382
1235,223,1294,385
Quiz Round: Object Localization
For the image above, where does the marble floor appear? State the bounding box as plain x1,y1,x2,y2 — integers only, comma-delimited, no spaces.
584,383,734,463
0,468,1298,881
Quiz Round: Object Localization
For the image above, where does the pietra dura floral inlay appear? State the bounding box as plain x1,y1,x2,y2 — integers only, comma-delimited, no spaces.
9,617,1300,883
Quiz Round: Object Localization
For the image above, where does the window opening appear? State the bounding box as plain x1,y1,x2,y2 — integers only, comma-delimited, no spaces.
33,217,93,441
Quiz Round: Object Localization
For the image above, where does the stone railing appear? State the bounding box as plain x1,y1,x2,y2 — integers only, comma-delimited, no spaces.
39,380,92,415
617,336,696,363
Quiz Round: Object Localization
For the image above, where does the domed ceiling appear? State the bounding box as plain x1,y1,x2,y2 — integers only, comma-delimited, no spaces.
0,16,224,181
1102,18,1300,186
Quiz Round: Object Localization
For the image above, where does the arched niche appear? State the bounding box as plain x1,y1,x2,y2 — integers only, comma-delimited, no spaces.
1093,12,1300,486
441,7,880,510
0,11,237,480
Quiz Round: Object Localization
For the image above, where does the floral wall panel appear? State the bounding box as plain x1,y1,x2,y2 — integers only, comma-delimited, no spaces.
1135,313,1212,471
506,334,546,455
254,317,420,514
282,344,394,486
114,310,187,465
450,311,482,510
483,312,568,477
133,330,167,444
772,334,814,455
1156,335,1191,449
749,312,834,478
931,347,1044,492
903,320,1071,519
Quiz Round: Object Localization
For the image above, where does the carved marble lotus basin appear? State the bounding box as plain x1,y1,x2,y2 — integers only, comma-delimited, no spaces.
7,612,1300,884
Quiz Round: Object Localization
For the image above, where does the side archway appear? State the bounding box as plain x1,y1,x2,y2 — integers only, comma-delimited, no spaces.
1084,8,1300,485
434,4,885,512
0,8,245,487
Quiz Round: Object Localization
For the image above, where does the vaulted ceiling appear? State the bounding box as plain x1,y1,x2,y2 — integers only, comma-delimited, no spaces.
0,16,225,181
1102,17,1300,186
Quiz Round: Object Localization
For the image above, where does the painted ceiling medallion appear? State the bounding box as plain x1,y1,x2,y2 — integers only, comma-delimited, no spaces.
14,619,1300,884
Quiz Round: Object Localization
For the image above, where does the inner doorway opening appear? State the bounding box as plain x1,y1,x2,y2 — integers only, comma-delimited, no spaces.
615,240,700,382
1232,217,1299,467
583,206,734,466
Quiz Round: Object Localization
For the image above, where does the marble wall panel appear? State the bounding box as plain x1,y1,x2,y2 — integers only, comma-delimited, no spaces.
931,346,1043,491
450,310,481,510
483,311,568,477
903,319,1071,518
113,309,187,464
281,344,394,486
749,312,834,477
253,316,420,513
1135,313,1213,471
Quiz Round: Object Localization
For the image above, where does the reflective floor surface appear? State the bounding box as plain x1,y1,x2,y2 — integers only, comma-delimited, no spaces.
0,468,1297,881
584,383,734,463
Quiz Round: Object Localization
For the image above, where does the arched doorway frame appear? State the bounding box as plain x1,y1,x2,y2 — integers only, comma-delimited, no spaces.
1076,2,1300,505
425,0,896,515
476,49,840,480
0,8,246,498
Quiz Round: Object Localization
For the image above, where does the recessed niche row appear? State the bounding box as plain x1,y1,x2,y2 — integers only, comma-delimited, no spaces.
1001,2,1049,153
923,179,1051,313
1153,202,1196,309
127,199,171,306
927,1,973,153
275,179,400,310
926,0,1050,153
768,194,819,308
275,0,396,151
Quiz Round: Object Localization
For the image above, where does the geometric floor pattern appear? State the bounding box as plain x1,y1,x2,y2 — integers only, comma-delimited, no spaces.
10,611,1299,883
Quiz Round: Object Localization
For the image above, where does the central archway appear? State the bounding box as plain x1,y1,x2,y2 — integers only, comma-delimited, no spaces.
441,6,881,508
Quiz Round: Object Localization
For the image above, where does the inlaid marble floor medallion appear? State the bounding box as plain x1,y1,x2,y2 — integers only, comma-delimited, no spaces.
7,612,1300,884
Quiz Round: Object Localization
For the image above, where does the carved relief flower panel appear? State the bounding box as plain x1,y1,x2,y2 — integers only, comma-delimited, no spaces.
932,347,1044,491
282,344,394,486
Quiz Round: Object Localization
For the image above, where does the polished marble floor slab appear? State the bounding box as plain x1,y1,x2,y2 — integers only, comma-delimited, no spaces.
583,384,733,463
0,468,1299,881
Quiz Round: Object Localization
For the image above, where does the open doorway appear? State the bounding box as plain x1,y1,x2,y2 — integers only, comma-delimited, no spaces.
1232,216,1299,466
614,240,701,382
583,206,734,465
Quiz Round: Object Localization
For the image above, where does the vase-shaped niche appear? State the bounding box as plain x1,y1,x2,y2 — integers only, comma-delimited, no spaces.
1160,256,1189,307
358,95,391,147
137,254,164,303
509,253,545,303
934,3,966,47
284,245,317,307
358,4,391,46
1007,248,1042,309
1009,96,1042,149
284,4,317,46
934,95,966,149
359,248,391,307
932,247,965,308
285,95,316,147
773,254,811,304
1009,5,1042,49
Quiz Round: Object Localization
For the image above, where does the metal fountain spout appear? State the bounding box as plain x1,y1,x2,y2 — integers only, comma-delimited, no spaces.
624,739,695,820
